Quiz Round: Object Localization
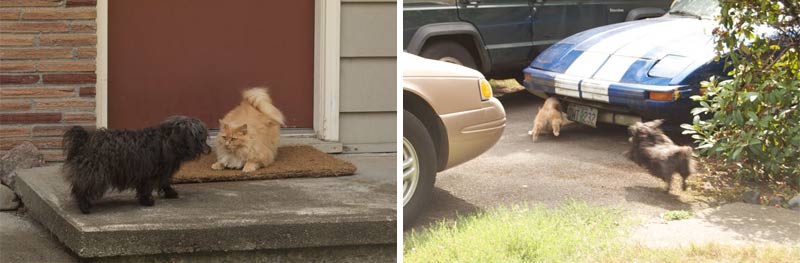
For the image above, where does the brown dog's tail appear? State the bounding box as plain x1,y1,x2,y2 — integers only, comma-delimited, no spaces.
243,87,285,126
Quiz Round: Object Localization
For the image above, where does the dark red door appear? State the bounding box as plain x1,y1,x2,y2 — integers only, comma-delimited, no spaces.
109,0,314,129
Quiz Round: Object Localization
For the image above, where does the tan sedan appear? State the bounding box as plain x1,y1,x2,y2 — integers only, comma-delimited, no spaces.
402,53,506,227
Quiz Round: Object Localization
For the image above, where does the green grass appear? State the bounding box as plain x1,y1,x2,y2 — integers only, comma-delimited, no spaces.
404,202,800,263
404,202,629,263
662,210,693,221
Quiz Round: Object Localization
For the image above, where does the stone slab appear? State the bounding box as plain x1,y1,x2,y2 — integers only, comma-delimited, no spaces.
0,212,77,263
16,165,396,258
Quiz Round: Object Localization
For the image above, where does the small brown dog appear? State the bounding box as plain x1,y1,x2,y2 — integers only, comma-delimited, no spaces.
624,119,694,191
528,97,564,142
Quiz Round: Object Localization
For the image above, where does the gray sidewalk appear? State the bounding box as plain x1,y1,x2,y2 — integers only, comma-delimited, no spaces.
2,153,396,262
631,202,800,247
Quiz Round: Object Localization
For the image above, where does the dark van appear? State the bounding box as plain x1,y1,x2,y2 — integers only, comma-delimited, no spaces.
403,0,674,79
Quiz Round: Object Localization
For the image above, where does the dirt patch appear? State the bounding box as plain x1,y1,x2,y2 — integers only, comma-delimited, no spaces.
172,145,356,183
687,157,799,209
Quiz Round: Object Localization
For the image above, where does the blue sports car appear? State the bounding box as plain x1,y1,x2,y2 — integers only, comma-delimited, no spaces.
523,0,723,128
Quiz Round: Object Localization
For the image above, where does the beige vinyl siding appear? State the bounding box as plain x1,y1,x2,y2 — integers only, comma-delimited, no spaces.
340,1,396,57
339,112,396,152
338,0,396,153
339,57,396,112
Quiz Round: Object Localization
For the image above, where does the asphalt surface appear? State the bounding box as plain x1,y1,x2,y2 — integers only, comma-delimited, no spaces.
410,91,701,230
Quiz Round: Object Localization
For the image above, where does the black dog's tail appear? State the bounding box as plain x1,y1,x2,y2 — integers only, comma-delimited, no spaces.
63,126,89,161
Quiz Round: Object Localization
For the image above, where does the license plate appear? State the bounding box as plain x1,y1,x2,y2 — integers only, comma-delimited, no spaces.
567,104,598,127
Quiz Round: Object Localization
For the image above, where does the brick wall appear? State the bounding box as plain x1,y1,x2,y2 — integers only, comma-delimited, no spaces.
0,0,97,162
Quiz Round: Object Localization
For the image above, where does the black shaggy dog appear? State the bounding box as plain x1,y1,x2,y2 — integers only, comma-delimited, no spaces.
624,119,694,192
62,116,210,214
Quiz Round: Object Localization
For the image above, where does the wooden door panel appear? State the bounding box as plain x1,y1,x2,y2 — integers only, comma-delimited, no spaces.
109,0,314,129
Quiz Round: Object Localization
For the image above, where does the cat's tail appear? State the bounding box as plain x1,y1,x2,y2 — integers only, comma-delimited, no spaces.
243,87,285,126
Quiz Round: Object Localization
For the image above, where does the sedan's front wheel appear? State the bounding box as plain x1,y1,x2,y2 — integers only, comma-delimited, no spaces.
403,110,436,228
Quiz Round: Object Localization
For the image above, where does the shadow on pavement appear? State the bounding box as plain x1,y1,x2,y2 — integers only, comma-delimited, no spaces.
496,90,544,107
702,203,800,244
406,188,480,233
624,186,692,211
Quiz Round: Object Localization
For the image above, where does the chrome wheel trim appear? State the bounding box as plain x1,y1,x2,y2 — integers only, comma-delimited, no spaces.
402,137,420,207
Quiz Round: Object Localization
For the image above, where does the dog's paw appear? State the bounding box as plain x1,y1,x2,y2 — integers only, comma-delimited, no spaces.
138,196,155,206
163,188,179,199
78,203,91,214
527,130,533,135
211,162,225,170
76,197,92,214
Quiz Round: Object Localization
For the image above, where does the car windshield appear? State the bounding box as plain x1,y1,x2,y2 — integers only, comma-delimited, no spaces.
669,0,720,20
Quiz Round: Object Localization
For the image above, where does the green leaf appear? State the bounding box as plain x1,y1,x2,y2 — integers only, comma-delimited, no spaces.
691,107,709,115
748,141,762,153
747,111,758,121
747,93,759,102
731,147,743,160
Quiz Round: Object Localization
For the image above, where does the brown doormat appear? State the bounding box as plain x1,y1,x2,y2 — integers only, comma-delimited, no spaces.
171,145,357,184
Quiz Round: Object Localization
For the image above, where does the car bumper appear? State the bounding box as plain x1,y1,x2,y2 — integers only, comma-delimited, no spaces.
523,67,696,125
439,97,506,170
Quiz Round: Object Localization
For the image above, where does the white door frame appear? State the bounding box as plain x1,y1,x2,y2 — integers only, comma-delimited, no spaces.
95,0,340,142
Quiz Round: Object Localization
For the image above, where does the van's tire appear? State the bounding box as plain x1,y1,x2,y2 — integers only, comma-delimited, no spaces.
403,110,437,229
420,40,478,70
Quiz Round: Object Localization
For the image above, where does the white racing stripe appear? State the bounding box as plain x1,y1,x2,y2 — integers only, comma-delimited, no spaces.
592,56,639,81
564,51,608,78
614,20,698,59
584,20,677,55
556,19,712,103
581,80,611,103
559,20,684,102
554,74,581,98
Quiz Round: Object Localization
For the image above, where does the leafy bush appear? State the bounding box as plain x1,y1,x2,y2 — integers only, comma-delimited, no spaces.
684,0,800,187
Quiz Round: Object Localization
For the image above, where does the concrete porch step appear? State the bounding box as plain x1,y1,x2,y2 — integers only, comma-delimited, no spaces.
15,165,396,261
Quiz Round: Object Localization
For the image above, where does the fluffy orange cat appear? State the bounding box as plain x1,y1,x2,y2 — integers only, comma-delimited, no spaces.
212,87,284,172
